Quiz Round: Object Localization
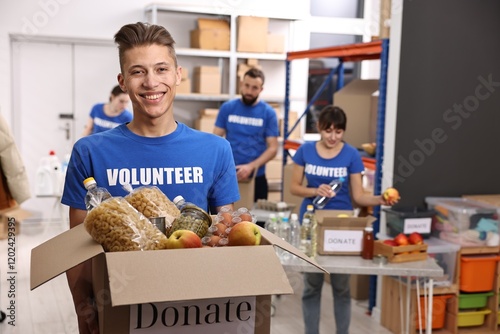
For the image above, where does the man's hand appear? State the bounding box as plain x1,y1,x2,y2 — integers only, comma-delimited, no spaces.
236,164,255,181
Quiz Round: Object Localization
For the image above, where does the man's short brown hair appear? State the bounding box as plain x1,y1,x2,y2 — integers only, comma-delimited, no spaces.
114,22,177,72
244,68,265,85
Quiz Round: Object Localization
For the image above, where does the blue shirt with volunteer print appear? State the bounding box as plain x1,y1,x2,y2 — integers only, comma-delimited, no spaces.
215,99,279,177
61,122,240,212
89,103,133,134
292,141,365,220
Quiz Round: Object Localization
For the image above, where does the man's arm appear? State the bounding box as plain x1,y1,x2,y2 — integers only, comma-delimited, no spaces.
236,136,278,180
213,126,226,137
66,207,99,334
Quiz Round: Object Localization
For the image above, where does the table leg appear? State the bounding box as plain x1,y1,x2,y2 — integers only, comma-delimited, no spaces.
426,279,434,334
406,276,410,334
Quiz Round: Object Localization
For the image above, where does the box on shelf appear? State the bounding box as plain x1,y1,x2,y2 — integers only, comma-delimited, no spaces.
315,210,375,255
193,66,221,94
425,197,500,247
194,116,215,133
266,34,285,53
190,18,230,50
234,178,255,210
176,78,191,94
237,16,269,53
457,309,492,327
415,294,454,330
458,291,494,309
384,207,435,239
31,224,326,334
426,237,460,287
333,79,379,148
199,108,219,117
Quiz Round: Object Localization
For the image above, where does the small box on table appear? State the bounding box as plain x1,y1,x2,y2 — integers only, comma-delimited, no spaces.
315,210,375,255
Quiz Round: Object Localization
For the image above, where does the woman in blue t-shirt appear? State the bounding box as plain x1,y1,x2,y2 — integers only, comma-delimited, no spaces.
290,105,396,334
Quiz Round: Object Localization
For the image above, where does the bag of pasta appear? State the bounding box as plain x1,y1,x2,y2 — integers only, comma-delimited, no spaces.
123,185,180,233
84,196,169,252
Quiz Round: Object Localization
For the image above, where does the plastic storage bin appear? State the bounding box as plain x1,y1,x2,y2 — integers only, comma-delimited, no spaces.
384,207,435,238
458,292,494,309
460,255,500,292
425,197,500,247
414,294,453,330
426,237,460,287
457,309,491,327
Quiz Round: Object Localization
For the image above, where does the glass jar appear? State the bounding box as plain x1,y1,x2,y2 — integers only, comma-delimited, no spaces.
361,226,374,260
168,196,212,238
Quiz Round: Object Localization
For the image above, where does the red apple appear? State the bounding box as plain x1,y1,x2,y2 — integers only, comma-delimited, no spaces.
408,232,424,245
227,221,261,246
383,187,401,204
166,230,202,249
394,233,409,246
383,239,398,246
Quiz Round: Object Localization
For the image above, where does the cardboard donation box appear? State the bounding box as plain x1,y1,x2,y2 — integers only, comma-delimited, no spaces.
237,16,269,53
193,66,221,94
31,224,326,334
190,18,230,50
315,210,376,255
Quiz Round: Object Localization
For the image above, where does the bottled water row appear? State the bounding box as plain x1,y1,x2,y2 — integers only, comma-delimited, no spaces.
265,205,317,260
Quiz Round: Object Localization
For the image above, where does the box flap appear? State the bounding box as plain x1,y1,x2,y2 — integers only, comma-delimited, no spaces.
197,18,229,30
259,226,328,274
30,223,103,290
316,210,376,228
106,245,293,306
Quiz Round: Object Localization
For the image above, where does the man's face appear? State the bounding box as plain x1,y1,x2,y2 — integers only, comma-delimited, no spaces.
240,75,263,106
118,44,181,119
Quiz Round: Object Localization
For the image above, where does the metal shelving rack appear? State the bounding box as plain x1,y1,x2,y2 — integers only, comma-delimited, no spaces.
282,39,390,310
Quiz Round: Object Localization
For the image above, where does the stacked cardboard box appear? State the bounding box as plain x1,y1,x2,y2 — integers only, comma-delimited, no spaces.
190,18,230,50
237,16,269,53
193,66,221,94
194,108,218,133
266,33,285,53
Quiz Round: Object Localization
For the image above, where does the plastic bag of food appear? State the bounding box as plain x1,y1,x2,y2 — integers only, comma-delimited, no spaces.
84,197,169,252
123,185,180,232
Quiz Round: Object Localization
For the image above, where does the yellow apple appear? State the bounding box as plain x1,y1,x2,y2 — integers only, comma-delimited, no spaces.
383,187,401,204
227,221,261,246
166,229,202,249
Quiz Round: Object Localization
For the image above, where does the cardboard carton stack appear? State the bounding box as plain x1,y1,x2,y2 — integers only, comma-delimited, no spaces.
237,16,285,54
190,18,230,50
193,66,221,94
194,108,218,133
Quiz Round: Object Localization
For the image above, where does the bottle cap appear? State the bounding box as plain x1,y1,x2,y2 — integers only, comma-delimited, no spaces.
83,177,96,189
291,213,298,220
173,195,184,205
307,204,314,211
365,226,373,232
269,213,276,219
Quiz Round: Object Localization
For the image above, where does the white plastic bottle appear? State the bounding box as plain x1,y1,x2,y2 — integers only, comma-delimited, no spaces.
83,177,112,211
265,213,279,235
35,157,53,196
312,177,345,209
289,213,301,248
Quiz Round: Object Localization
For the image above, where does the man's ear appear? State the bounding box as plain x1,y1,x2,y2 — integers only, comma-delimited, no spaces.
176,66,182,86
117,73,127,93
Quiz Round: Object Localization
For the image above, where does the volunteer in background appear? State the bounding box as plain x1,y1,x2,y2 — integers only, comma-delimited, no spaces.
214,68,279,202
289,105,396,334
81,85,133,136
62,22,240,334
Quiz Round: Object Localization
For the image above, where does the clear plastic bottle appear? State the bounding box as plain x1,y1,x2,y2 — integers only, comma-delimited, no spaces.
301,204,317,257
361,226,374,260
312,177,345,209
289,213,301,248
265,213,279,235
278,216,291,243
171,195,211,238
83,177,112,211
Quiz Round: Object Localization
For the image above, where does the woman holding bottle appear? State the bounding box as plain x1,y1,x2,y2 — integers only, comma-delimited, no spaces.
289,105,396,334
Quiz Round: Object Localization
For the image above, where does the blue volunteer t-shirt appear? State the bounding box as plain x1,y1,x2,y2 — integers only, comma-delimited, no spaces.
90,103,133,134
292,141,365,220
62,123,240,212
215,99,279,177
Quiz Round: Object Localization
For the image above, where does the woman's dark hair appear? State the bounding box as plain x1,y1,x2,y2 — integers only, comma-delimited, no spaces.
317,105,347,131
114,22,177,72
110,85,125,97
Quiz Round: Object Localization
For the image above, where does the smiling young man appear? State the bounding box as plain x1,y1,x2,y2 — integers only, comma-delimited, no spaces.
214,68,279,203
61,22,240,334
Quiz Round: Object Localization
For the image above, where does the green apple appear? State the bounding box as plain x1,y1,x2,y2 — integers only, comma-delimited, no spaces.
227,221,261,246
166,229,202,249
